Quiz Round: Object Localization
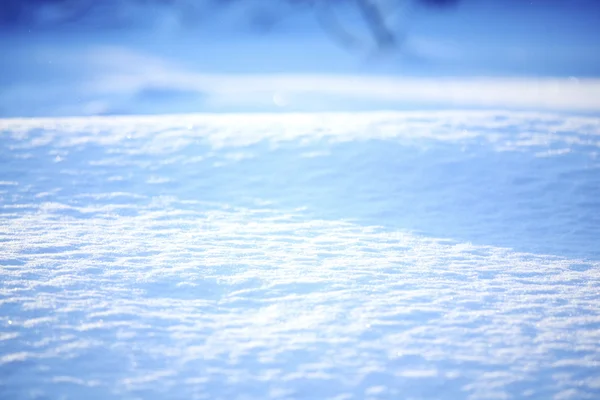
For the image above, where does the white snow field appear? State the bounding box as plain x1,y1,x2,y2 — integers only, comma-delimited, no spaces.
1,111,599,399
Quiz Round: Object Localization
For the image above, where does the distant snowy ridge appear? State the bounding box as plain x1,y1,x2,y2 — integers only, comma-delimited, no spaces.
2,110,600,152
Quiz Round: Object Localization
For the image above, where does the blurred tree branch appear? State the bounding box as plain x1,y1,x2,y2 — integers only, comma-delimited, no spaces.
1,0,459,53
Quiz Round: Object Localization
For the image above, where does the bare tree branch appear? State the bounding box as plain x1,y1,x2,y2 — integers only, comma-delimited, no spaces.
315,1,364,50
356,0,398,49
1,0,460,53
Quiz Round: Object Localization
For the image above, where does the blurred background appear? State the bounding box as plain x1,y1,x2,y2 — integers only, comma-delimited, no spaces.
2,0,600,117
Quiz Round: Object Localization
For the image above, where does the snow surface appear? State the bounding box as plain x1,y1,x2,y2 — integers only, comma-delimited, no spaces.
1,111,599,399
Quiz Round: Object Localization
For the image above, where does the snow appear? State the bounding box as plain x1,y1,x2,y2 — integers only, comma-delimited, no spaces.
1,111,599,399
2,2,600,398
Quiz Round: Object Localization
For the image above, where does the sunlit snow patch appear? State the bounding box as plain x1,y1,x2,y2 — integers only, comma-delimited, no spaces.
1,111,599,400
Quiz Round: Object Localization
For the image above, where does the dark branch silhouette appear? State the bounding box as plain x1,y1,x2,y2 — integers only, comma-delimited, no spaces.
313,0,459,52
356,0,398,49
1,0,460,53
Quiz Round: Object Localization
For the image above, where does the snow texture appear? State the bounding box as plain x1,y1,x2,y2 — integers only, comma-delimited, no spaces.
1,111,599,399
